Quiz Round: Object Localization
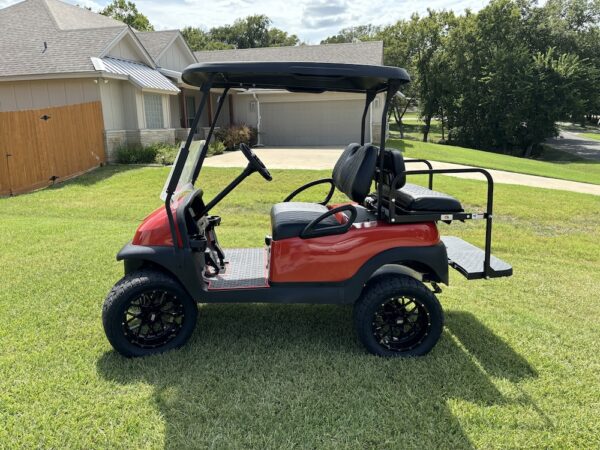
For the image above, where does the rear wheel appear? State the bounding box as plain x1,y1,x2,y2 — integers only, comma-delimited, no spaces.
102,269,198,357
353,275,443,357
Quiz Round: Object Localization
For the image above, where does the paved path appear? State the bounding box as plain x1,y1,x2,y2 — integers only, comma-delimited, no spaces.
205,147,600,196
545,131,600,161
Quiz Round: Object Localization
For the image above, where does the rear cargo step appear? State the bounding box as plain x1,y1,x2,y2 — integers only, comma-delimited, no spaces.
441,236,512,280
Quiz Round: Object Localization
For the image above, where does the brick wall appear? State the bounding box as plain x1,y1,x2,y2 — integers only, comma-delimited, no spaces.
104,128,185,162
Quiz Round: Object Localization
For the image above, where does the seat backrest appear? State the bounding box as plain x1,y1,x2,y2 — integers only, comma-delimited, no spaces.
381,148,407,190
332,143,378,203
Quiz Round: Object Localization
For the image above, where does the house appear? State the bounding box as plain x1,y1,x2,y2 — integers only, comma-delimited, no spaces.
0,0,387,196
192,42,387,147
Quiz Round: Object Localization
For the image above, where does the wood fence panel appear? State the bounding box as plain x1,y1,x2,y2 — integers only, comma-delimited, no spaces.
0,101,105,195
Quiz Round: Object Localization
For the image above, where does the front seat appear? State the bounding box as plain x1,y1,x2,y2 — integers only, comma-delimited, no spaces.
270,143,378,241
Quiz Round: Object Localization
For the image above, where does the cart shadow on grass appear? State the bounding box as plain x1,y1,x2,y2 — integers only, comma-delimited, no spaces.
97,307,541,449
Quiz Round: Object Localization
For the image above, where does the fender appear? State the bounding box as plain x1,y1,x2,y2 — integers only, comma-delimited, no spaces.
117,243,206,299
337,242,449,303
261,242,448,305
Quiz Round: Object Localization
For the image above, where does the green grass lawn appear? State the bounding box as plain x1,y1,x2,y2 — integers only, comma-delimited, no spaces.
389,113,444,142
580,132,600,141
388,138,600,185
1,166,599,448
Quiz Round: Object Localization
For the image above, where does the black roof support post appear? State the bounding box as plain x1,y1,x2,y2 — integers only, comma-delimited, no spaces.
193,86,230,183
360,90,376,145
377,82,399,219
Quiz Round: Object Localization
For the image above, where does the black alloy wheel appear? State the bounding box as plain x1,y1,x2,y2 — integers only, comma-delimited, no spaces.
122,290,185,349
103,270,198,357
353,274,444,357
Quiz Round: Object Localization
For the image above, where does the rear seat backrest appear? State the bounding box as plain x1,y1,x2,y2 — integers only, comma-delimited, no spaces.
332,143,378,203
381,148,407,189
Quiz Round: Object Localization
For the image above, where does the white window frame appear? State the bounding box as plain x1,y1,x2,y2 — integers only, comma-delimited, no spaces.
144,93,164,129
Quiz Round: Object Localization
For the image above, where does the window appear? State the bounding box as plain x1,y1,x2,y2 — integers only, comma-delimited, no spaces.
185,95,196,128
144,93,164,129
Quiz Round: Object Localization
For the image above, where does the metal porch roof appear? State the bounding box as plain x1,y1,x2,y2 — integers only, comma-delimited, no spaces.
92,57,179,93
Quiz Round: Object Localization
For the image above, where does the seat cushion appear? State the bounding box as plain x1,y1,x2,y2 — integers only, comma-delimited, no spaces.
270,202,339,241
395,183,463,212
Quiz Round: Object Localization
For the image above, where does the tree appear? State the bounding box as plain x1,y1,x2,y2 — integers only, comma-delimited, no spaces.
320,25,381,44
100,0,154,31
209,15,299,49
381,11,457,142
181,27,234,51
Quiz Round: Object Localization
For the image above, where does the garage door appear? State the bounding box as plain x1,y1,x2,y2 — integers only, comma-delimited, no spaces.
260,99,366,146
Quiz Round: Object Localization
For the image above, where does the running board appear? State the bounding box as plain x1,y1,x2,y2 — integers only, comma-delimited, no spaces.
205,248,268,290
441,236,512,280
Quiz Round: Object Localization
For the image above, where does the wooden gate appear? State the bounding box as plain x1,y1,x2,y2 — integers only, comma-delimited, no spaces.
0,101,106,196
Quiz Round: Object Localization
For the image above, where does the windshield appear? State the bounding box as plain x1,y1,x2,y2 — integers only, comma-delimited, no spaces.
160,140,205,201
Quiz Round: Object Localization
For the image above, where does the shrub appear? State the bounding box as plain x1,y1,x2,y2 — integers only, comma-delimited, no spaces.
153,144,179,165
208,141,225,156
114,144,157,164
215,124,258,151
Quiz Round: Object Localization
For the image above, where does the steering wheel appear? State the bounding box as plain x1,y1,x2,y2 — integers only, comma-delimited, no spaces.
239,143,272,181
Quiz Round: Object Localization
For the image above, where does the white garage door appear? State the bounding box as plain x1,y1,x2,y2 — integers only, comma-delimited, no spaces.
260,99,366,146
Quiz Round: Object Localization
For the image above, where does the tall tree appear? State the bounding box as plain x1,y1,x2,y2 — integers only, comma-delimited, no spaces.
209,15,299,49
381,11,457,142
320,25,381,44
100,0,154,31
181,27,233,51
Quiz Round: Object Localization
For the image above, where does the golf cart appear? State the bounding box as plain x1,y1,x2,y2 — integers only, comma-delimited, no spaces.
102,62,512,358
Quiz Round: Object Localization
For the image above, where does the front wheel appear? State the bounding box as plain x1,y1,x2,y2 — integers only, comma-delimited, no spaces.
102,269,198,357
353,275,443,357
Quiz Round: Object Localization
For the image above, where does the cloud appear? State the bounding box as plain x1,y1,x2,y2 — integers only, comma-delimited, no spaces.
301,0,349,29
0,0,495,43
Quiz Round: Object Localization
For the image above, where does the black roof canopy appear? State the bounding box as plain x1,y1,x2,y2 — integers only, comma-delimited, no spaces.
182,61,410,93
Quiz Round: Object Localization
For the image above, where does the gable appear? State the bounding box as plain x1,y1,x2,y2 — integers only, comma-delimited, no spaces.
157,37,196,72
106,32,150,63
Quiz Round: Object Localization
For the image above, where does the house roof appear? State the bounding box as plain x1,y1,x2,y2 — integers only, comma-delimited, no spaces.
43,0,125,30
92,57,179,93
194,41,384,66
136,30,180,60
0,0,126,78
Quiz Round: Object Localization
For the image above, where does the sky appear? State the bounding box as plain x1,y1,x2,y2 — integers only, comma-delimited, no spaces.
1,0,491,43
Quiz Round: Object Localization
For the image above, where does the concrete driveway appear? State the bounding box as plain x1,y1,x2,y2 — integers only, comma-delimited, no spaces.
205,146,342,170
545,131,600,161
204,146,600,196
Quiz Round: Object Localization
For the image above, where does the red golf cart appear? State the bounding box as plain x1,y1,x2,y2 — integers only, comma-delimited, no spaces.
102,62,512,358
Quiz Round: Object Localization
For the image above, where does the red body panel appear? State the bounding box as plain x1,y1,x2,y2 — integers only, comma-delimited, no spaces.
132,201,183,247
269,221,440,283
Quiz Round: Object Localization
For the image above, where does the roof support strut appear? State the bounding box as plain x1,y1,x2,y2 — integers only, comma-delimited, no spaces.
376,82,400,219
361,91,376,145
193,87,230,183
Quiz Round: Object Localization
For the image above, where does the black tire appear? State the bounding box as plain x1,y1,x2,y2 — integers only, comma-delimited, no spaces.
102,269,198,358
353,275,443,357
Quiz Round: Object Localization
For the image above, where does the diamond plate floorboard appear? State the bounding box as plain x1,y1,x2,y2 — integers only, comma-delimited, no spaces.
442,236,512,279
206,248,268,290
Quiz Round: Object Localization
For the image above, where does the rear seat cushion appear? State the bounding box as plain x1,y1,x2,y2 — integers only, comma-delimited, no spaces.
270,202,339,241
395,183,463,212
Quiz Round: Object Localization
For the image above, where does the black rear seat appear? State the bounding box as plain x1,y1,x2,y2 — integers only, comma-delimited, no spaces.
395,183,463,213
381,149,463,213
